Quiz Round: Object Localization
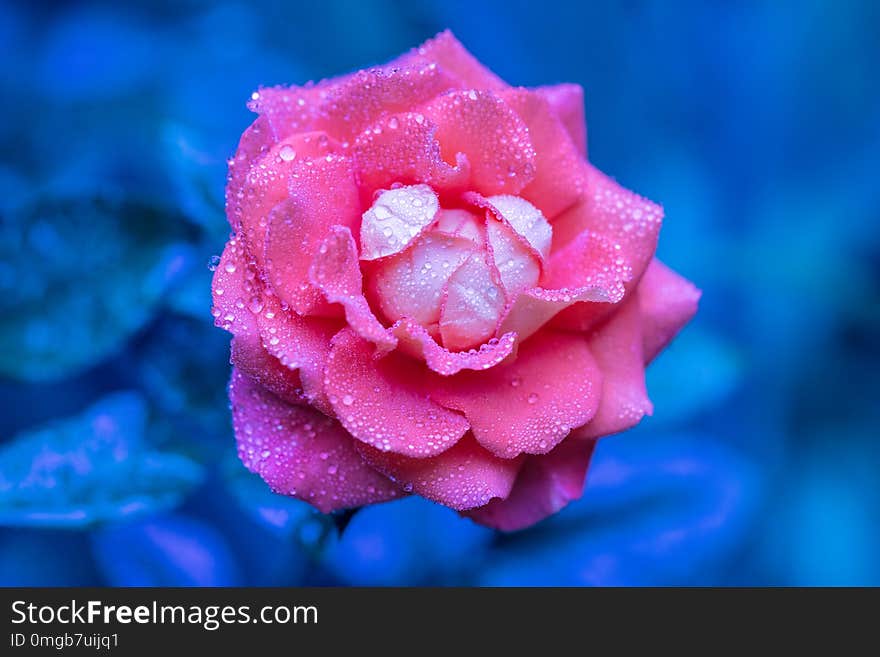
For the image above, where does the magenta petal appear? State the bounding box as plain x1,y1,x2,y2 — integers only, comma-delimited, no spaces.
395,30,508,91
254,292,339,416
464,438,597,531
263,150,360,315
324,329,470,458
431,331,602,458
230,335,309,408
309,226,395,350
211,235,261,340
421,90,536,196
357,434,523,511
230,369,400,513
533,83,587,155
390,319,517,376
577,295,653,440
502,89,586,219
499,230,632,341
352,112,470,197
552,164,663,280
638,259,701,363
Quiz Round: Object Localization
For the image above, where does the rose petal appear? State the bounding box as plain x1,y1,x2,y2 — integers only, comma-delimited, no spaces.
359,184,440,261
357,434,523,511
367,232,475,327
230,369,400,513
390,318,517,376
501,89,586,219
313,66,458,141
254,292,339,416
309,226,395,350
247,84,327,142
230,335,309,408
352,111,470,197
226,116,272,232
439,251,507,351
533,83,587,155
498,230,632,341
324,329,470,457
211,235,261,340
637,259,701,363
421,90,536,196
434,207,484,245
431,331,602,458
263,150,359,315
551,164,663,277
485,219,541,299
464,438,597,531
485,194,553,261
577,294,653,441
396,30,508,91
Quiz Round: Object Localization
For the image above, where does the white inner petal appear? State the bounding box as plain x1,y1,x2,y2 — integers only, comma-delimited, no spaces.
359,184,440,261
487,195,553,260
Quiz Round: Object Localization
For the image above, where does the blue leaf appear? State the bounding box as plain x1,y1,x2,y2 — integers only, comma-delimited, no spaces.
91,513,242,586
0,196,193,381
322,497,493,585
222,452,319,540
477,436,758,586
0,392,203,528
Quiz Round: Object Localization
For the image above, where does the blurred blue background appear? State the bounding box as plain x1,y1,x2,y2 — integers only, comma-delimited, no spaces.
1,0,878,586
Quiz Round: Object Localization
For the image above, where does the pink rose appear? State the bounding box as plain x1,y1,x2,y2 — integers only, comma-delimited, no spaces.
213,31,699,531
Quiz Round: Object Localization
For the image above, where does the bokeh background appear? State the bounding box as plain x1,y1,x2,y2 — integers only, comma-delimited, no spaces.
1,0,878,586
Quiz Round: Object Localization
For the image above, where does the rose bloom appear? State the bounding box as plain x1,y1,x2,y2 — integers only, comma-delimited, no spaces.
212,32,699,531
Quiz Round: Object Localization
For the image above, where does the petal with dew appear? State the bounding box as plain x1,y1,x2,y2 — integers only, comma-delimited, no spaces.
421,90,536,197
324,329,469,458
359,184,440,261
357,434,522,511
637,259,701,363
439,251,507,352
230,369,400,513
577,294,653,440
464,438,597,531
533,83,587,155
431,331,602,458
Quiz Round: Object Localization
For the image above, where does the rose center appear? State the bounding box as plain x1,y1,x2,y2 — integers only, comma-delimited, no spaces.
359,184,552,351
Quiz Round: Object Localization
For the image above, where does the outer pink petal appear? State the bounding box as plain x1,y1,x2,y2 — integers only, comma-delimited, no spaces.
356,434,523,511
312,66,458,141
501,89,586,220
551,163,663,272
421,90,536,197
211,235,261,341
431,331,602,458
232,131,344,272
324,329,470,458
308,226,396,350
226,115,272,232
389,318,517,376
577,295,653,441
533,83,587,155
637,259,701,363
230,335,310,408
464,438,597,531
230,369,401,513
394,30,508,92
263,151,360,316
351,111,470,198
498,230,632,342
254,292,339,416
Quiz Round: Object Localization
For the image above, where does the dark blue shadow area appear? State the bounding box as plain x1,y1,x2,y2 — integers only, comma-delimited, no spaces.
1,0,878,586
